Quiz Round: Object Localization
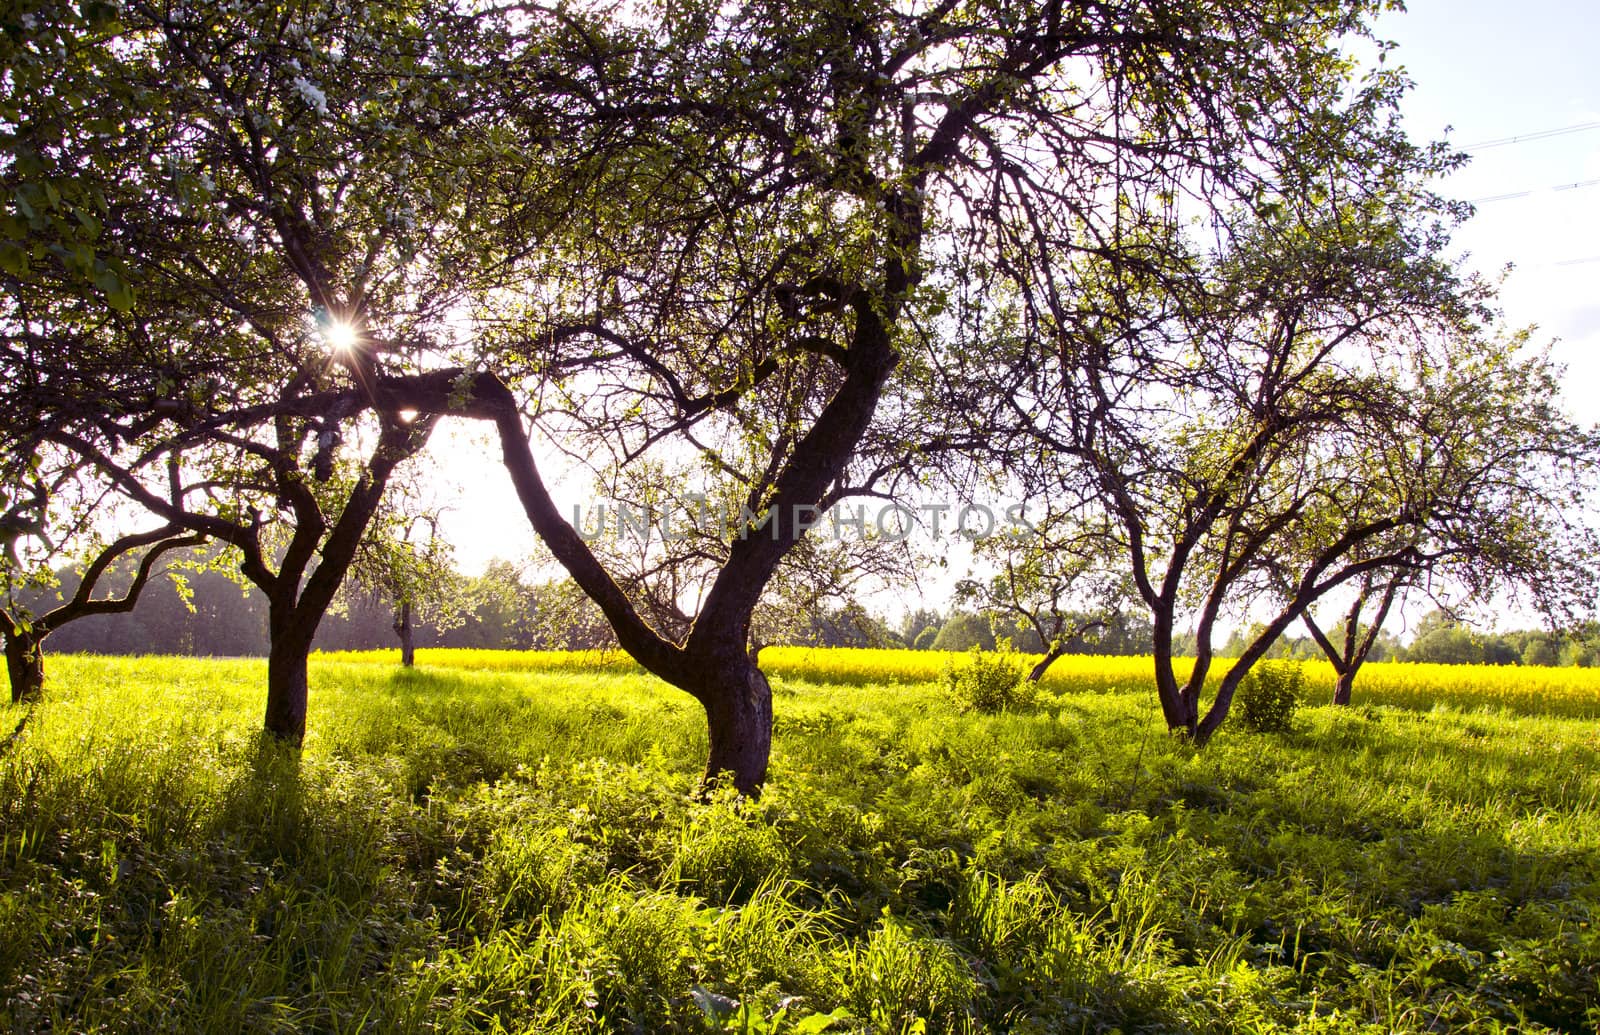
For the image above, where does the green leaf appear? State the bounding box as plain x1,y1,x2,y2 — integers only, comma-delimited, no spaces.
792,1009,851,1034
94,267,135,312
73,206,102,237
0,240,27,275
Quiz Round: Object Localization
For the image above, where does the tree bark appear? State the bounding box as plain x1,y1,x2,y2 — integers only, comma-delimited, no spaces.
5,629,44,705
1331,665,1357,706
394,599,415,667
695,652,774,796
1027,645,1064,684
263,640,310,746
1195,667,1248,746
1150,605,1195,735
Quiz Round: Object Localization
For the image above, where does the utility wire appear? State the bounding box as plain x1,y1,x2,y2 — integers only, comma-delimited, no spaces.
1468,177,1600,204
1460,121,1600,151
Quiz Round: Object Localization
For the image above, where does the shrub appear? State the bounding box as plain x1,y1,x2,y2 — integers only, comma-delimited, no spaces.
945,641,1033,714
1235,660,1303,733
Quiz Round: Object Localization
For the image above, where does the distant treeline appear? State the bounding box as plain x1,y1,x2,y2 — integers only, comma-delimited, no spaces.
37,559,611,656
30,557,1600,667
912,609,1600,668
1216,610,1600,669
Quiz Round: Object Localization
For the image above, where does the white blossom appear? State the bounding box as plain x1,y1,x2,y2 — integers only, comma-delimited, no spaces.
291,76,328,115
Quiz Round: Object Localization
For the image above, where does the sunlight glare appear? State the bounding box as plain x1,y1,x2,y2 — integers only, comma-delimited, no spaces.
322,318,359,354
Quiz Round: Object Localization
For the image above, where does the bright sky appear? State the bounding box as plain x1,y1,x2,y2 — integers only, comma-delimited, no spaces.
1376,0,1600,421
435,1,1600,627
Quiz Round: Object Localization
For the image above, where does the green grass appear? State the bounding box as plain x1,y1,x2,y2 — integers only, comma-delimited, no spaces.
3,653,1598,1032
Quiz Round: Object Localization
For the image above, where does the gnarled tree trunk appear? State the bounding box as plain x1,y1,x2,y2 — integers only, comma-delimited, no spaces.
263,637,311,746
1151,606,1198,736
394,599,415,667
693,651,774,795
1332,665,1358,706
1027,645,1065,684
5,628,44,705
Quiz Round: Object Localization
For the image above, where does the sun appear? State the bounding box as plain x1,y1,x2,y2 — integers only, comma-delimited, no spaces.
322,318,359,354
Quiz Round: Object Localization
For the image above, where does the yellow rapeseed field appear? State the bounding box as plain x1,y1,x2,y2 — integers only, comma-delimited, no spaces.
1321,658,1600,717
316,646,1600,717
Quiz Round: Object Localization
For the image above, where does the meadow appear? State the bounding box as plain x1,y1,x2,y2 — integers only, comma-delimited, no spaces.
2,649,1597,1033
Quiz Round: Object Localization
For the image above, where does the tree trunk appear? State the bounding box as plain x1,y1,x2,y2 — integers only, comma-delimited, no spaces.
6,630,44,705
1150,614,1194,735
1027,646,1064,683
1155,673,1196,736
263,643,310,746
394,600,415,667
1195,668,1247,746
696,654,774,796
1332,664,1356,706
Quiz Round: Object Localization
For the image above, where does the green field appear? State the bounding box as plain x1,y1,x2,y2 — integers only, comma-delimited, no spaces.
3,652,1597,1033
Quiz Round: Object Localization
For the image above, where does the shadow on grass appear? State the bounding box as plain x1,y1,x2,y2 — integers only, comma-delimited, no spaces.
204,733,308,865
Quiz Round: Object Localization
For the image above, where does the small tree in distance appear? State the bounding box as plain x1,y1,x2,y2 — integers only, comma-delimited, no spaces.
930,614,996,654
1299,570,1410,705
959,510,1132,682
348,510,462,668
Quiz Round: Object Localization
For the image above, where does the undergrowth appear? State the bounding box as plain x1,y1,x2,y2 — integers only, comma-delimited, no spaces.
1,654,1597,1033
944,642,1034,714
1235,660,1304,733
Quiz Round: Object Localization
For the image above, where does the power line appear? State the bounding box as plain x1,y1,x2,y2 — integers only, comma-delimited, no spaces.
1461,121,1600,151
1468,177,1600,204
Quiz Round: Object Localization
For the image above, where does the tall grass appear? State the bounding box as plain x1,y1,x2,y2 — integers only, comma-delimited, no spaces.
3,653,1597,1032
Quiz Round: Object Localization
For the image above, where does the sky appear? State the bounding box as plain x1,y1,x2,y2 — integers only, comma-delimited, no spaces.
1374,0,1600,420
428,1,1600,630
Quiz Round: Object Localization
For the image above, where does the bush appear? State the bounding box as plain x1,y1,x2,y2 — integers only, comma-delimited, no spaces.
945,642,1032,714
1235,660,1303,733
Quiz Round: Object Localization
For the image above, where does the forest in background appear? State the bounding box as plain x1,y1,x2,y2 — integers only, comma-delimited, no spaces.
32,554,1600,668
